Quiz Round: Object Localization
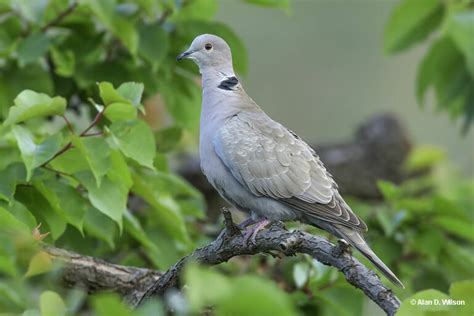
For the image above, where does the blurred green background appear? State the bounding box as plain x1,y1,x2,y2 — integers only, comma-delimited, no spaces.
217,1,473,172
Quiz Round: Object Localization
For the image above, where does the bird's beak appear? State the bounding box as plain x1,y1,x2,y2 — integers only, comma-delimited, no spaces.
176,49,194,61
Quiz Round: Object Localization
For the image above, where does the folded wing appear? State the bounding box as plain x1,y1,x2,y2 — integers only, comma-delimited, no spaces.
213,111,367,231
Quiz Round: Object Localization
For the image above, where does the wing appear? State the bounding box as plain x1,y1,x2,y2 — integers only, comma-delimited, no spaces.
213,111,367,231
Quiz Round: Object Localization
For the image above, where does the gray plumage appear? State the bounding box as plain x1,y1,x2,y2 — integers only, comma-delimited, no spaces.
177,34,404,288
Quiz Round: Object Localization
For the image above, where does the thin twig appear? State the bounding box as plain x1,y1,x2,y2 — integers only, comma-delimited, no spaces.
80,111,103,136
40,143,73,167
40,110,104,167
41,165,75,178
82,131,103,137
41,1,78,32
62,115,74,133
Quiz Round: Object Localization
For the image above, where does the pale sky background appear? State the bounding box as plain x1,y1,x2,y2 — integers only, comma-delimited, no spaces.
217,1,473,173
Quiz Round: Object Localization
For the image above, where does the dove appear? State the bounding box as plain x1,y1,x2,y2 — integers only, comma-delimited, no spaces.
177,34,404,288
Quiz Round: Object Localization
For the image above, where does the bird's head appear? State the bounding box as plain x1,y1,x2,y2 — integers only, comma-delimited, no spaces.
176,34,234,74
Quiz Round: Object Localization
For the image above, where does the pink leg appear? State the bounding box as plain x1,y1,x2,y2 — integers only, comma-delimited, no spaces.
243,218,271,245
238,217,258,229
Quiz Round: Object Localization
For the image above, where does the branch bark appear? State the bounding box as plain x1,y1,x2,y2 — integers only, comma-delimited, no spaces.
45,210,401,316
45,246,162,306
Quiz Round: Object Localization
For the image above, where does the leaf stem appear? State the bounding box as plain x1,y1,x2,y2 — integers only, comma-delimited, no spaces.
82,131,104,137
62,115,74,133
80,111,103,136
40,110,104,167
41,1,78,32
41,165,74,178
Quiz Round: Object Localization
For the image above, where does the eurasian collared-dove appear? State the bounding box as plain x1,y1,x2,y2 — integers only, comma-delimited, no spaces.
177,34,404,288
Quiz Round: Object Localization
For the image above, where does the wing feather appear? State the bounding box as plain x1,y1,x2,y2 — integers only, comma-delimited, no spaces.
213,112,366,231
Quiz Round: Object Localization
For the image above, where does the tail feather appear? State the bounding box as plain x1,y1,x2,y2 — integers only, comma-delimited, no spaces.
335,225,405,288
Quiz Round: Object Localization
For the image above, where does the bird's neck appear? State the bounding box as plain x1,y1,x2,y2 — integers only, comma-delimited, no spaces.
199,68,260,131
201,68,236,88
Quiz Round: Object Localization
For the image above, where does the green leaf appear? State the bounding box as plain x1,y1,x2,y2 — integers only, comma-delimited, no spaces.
0,163,26,203
34,180,87,234
416,38,445,103
92,293,133,316
0,64,53,119
397,289,451,315
40,291,67,316
25,251,52,277
117,82,144,107
185,264,297,316
76,171,127,231
108,150,132,189
98,81,144,108
384,0,443,53
138,23,169,71
50,47,75,77
433,215,474,242
0,206,31,235
0,15,22,57
109,120,155,169
98,82,129,106
160,74,201,130
405,145,446,171
124,211,164,267
12,126,63,180
17,32,49,66
0,200,37,230
447,11,474,77
15,186,67,240
15,0,49,23
155,126,182,153
49,148,89,175
103,102,137,122
173,0,218,21
83,206,116,249
86,0,138,55
72,136,111,186
377,180,401,201
243,0,289,9
131,173,189,245
450,280,474,315
5,90,66,125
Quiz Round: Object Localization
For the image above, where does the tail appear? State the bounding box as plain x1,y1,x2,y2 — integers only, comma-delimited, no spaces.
335,225,405,288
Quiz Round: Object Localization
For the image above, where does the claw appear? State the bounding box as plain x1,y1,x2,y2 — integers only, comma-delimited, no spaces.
333,239,352,257
242,219,270,246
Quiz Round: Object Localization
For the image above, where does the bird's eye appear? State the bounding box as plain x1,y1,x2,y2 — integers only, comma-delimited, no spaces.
205,43,213,51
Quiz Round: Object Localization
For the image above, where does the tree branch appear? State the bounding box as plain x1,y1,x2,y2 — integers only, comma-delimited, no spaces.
45,210,401,316
44,246,162,306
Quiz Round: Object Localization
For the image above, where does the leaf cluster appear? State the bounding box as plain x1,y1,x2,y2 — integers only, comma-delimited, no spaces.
384,0,474,131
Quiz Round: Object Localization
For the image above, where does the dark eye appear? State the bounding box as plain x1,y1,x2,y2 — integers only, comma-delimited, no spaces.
205,43,213,51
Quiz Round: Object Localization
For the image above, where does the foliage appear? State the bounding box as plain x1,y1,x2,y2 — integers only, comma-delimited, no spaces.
0,0,252,132
396,280,474,316
384,0,474,131
0,0,472,315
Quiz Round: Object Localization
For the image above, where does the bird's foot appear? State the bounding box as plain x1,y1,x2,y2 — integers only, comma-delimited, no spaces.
333,239,352,257
238,217,258,229
242,219,271,246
